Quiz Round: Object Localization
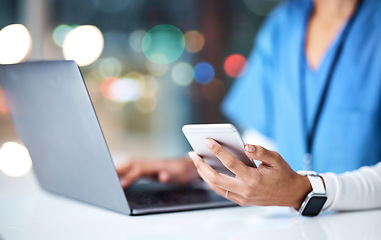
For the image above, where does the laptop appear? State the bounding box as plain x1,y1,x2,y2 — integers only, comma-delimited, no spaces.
0,60,235,215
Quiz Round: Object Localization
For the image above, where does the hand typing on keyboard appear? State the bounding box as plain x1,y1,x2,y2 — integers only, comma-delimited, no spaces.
116,157,199,188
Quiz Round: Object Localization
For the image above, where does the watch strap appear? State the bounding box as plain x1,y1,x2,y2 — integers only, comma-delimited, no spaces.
307,175,326,194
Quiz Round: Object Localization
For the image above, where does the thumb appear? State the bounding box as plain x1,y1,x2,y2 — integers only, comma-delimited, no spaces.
244,144,281,167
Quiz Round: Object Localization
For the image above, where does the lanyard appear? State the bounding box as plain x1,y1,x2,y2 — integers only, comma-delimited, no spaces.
300,0,363,170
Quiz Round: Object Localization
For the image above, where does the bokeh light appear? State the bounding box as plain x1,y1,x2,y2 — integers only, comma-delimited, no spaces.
135,97,157,113
146,60,168,77
0,142,32,177
141,75,159,98
125,71,145,81
193,62,215,84
62,25,104,67
184,30,205,53
171,62,194,86
224,54,248,78
98,57,122,78
243,0,282,16
129,29,146,53
142,24,185,64
0,88,9,115
201,78,226,102
100,72,151,103
0,24,32,64
100,76,119,100
53,24,74,47
108,78,143,103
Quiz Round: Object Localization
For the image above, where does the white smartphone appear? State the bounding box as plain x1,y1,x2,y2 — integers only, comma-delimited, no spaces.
182,123,255,176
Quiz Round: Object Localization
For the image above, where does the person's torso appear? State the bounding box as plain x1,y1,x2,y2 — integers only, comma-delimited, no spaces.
272,0,381,173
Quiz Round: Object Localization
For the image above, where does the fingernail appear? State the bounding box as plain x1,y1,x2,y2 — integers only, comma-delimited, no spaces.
205,139,214,148
245,144,255,153
159,171,170,183
188,151,196,161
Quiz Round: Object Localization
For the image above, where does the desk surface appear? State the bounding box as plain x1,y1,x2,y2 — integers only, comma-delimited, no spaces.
1,170,380,240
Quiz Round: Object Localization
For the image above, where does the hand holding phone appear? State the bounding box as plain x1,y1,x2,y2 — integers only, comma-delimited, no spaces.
182,123,255,176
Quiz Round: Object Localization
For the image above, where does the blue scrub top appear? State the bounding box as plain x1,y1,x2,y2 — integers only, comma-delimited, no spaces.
222,0,381,173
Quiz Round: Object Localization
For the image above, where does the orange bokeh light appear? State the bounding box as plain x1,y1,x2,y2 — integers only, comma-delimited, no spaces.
0,88,9,114
184,30,205,53
100,76,119,100
201,78,226,102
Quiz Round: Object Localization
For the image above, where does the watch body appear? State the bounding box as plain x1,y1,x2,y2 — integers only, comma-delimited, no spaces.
297,172,327,217
299,192,327,217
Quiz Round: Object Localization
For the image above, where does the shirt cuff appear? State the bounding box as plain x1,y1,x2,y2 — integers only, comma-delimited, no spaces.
320,172,338,211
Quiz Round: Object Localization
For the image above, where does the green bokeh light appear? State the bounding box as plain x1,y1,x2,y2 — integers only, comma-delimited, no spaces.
142,24,185,64
53,24,74,47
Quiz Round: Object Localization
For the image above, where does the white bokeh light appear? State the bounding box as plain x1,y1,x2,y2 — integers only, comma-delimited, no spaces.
62,25,104,67
108,78,144,103
171,62,194,86
0,24,32,64
129,29,146,52
146,60,168,77
0,142,32,177
98,57,122,78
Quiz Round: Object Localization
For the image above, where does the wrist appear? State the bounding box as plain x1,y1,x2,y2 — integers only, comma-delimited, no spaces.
291,175,312,210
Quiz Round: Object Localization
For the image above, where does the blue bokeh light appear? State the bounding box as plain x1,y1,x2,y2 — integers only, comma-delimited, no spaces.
193,62,215,84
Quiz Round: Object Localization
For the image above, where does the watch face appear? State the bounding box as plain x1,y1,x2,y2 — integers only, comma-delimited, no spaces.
301,195,327,217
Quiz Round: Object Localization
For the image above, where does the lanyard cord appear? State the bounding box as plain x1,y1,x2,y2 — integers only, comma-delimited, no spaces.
301,0,363,164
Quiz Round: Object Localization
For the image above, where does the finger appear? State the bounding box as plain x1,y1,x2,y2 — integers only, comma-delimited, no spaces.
116,162,134,177
189,151,241,191
205,138,249,175
244,144,281,167
222,190,251,206
199,176,249,206
158,170,170,184
117,161,155,178
119,166,142,188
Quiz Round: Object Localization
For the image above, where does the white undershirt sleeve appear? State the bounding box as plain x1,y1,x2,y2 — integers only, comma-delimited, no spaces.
321,162,381,211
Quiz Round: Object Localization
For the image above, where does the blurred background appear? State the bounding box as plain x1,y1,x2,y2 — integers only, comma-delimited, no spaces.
0,0,281,177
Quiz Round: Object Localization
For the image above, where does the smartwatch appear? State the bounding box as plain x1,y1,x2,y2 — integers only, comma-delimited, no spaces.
297,171,327,217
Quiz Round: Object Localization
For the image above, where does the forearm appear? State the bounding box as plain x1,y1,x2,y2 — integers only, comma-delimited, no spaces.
321,162,381,211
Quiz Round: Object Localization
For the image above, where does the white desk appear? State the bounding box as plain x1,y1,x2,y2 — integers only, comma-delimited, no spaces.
1,170,380,240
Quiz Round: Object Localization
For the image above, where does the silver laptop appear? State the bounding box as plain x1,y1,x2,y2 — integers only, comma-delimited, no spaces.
0,60,235,215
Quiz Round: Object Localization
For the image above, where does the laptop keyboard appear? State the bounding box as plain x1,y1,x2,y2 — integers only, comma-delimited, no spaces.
124,180,227,209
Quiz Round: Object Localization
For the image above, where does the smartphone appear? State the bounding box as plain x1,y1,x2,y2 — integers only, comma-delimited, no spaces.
182,123,255,176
